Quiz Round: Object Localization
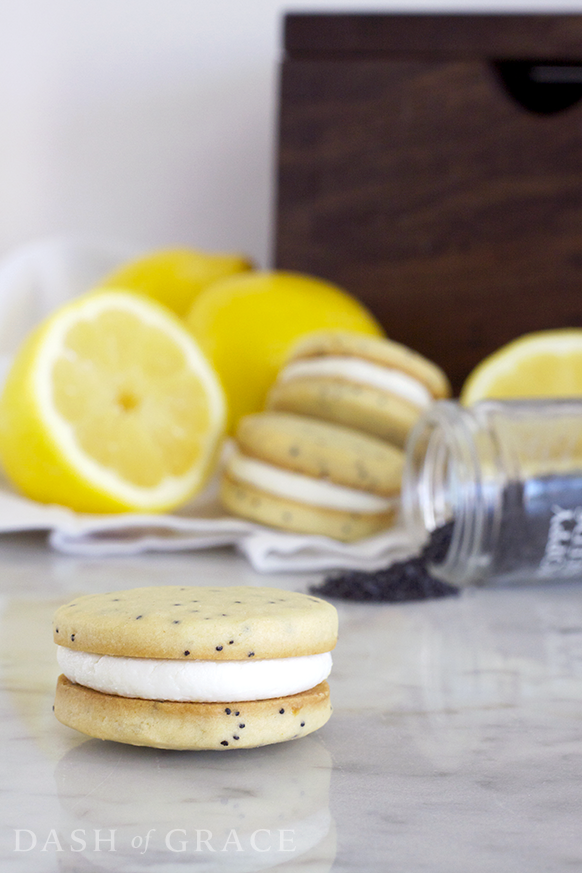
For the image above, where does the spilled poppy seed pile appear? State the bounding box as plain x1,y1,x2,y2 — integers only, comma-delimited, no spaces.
311,521,458,602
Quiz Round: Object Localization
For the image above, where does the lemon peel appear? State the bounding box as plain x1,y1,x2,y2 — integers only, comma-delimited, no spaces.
186,270,384,431
101,248,253,317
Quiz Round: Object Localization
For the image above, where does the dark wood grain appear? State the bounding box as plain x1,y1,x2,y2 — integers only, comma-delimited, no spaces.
284,13,582,60
274,14,582,394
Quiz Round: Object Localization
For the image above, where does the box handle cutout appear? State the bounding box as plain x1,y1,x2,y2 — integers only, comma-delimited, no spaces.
494,61,582,114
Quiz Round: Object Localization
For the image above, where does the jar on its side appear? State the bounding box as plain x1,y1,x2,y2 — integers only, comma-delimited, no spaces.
402,399,582,587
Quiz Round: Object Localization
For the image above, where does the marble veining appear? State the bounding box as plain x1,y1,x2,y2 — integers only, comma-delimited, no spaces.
1,531,582,871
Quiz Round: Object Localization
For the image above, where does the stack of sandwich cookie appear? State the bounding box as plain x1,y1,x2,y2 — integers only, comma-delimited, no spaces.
267,331,451,448
220,411,403,541
53,585,337,750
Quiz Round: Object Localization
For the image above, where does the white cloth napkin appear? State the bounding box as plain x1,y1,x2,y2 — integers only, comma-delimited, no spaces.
0,237,415,573
0,469,414,571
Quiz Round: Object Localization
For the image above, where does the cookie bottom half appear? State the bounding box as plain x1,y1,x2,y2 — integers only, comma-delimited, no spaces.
220,473,397,542
54,675,331,750
268,378,420,448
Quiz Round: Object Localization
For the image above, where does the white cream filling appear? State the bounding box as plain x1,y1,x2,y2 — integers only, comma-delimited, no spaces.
278,356,433,410
227,451,395,514
57,647,333,702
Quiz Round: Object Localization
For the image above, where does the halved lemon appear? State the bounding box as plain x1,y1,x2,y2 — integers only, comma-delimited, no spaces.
0,290,226,513
460,329,582,405
101,248,253,317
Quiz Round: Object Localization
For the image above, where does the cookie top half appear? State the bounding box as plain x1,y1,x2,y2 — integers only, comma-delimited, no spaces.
235,412,403,495
53,585,338,661
287,331,451,399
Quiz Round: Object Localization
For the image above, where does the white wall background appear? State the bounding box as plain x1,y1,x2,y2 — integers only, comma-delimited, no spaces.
1,0,581,269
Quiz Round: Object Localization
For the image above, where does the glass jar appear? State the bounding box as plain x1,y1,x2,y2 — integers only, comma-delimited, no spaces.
402,399,582,587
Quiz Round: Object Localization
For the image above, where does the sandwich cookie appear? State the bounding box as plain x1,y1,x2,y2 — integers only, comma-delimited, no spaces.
267,331,451,448
53,585,337,750
220,411,403,541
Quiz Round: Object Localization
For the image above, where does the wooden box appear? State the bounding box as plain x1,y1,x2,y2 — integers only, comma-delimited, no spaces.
274,13,582,393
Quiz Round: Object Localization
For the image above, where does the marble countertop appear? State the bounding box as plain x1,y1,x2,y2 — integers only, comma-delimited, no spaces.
1,531,582,872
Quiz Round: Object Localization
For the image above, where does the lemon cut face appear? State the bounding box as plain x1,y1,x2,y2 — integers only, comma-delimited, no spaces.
461,330,582,405
0,291,226,513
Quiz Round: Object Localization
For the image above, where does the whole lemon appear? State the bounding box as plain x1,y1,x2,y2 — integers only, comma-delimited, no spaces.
186,270,384,430
101,248,253,317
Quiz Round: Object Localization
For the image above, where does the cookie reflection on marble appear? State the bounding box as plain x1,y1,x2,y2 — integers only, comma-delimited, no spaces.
53,735,335,872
